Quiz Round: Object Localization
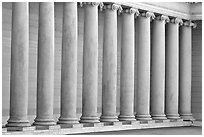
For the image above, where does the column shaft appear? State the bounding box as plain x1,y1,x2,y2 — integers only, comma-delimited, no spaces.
179,22,195,120
58,2,78,124
6,2,30,127
100,4,119,122
118,9,136,121
33,2,55,126
150,16,168,120
80,3,100,123
165,18,181,119
136,12,153,121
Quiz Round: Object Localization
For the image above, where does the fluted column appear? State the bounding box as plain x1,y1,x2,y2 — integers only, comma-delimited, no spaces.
100,3,122,122
179,21,196,121
150,15,169,120
33,2,55,126
136,12,154,121
118,8,139,121
57,2,78,124
6,2,30,127
165,18,183,119
80,2,103,123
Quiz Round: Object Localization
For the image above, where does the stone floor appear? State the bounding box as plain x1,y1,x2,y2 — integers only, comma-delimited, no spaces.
75,126,202,135
3,120,201,135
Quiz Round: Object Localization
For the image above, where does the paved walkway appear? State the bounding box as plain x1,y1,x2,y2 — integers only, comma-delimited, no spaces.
75,126,202,135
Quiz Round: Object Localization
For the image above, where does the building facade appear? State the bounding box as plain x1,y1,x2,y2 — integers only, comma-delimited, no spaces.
2,2,202,134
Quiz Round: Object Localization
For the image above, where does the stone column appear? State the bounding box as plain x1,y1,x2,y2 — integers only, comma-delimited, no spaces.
136,12,155,121
57,2,78,124
33,2,55,126
80,2,102,123
150,15,169,120
100,3,122,122
179,21,196,121
165,18,183,119
118,8,139,121
6,2,30,127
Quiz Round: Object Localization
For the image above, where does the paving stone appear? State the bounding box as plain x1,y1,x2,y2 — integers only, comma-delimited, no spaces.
103,122,113,126
2,127,7,133
140,120,155,124
177,119,183,122
83,122,104,127
35,125,60,130
60,123,83,129
122,121,139,125
163,119,171,123
112,121,123,126
7,126,35,131
155,120,163,123
169,119,177,122
192,121,202,127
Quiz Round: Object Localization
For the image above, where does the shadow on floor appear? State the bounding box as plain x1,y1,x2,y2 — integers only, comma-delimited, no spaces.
74,126,202,135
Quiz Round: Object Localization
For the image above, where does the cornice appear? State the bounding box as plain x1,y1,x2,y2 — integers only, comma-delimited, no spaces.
115,2,202,20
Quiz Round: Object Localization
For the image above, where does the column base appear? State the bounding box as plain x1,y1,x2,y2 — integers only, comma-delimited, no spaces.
180,114,195,121
6,118,30,127
136,114,152,121
80,116,100,123
166,114,180,119
100,115,119,122
57,117,79,124
151,114,167,120
33,117,56,126
118,115,136,121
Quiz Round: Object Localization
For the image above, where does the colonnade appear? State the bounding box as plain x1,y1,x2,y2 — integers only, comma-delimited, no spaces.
6,2,196,127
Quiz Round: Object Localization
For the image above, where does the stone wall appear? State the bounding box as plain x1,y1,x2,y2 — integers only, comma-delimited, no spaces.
192,20,202,120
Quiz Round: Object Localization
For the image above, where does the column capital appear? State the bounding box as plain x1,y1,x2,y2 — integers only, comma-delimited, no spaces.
80,2,104,10
103,3,122,12
156,15,170,23
183,20,197,28
140,11,155,20
170,18,183,25
122,8,139,15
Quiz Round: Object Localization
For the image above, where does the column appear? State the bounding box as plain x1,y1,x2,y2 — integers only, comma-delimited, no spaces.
179,21,196,121
136,12,154,121
80,2,102,123
6,2,30,127
57,2,78,124
33,2,55,126
100,4,122,122
150,15,169,120
118,8,139,121
165,18,183,119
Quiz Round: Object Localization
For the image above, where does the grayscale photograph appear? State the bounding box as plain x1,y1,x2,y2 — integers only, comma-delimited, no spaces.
2,1,202,135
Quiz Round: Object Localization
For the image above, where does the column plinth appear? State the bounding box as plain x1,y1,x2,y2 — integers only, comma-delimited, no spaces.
57,2,79,124
136,12,154,121
80,2,101,123
179,21,196,121
150,15,169,120
100,4,121,122
6,2,30,127
165,18,183,119
118,8,139,121
33,2,55,126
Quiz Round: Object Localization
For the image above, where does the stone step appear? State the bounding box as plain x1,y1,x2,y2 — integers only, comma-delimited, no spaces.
2,120,192,135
